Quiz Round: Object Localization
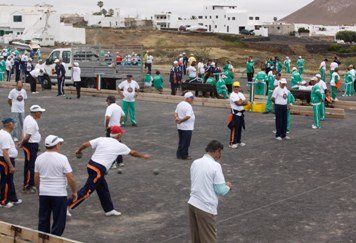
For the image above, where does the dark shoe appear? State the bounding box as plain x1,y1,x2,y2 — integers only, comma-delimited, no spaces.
263,111,270,114
182,156,192,160
132,123,138,127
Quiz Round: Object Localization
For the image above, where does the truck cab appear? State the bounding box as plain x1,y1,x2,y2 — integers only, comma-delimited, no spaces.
45,48,73,85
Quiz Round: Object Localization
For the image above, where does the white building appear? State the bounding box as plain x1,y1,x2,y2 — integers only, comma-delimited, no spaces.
83,9,124,28
0,4,85,46
294,23,356,38
153,5,268,36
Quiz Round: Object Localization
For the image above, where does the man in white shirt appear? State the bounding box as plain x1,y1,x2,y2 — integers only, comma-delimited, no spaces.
330,61,339,81
187,62,197,80
228,82,248,149
19,105,45,193
72,62,81,99
105,96,125,167
146,54,153,73
188,140,231,243
35,59,46,90
67,126,149,216
0,118,22,208
28,68,43,94
272,78,290,140
6,57,12,81
35,135,77,236
175,92,195,160
8,81,27,142
118,74,140,126
319,59,328,82
315,74,328,121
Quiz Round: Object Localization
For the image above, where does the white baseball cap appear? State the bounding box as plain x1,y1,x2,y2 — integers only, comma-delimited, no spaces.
184,92,195,99
30,105,46,112
173,61,178,64
45,135,64,147
280,78,287,84
292,67,297,71
315,74,321,78
73,62,79,66
54,59,60,63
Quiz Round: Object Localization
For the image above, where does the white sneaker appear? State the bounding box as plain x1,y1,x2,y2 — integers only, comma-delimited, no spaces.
1,202,14,208
275,137,282,141
66,209,72,217
312,125,318,129
105,210,121,217
286,131,290,134
12,199,22,205
272,130,276,134
111,164,117,169
118,163,125,167
229,144,238,149
284,136,291,140
334,98,339,101
32,92,36,94
238,142,246,147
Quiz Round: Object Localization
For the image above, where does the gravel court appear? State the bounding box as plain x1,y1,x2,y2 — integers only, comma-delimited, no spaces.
0,88,355,242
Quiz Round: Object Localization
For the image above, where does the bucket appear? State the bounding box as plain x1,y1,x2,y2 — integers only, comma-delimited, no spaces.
252,102,266,113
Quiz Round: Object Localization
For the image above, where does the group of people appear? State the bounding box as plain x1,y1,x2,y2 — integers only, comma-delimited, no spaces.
0,74,148,237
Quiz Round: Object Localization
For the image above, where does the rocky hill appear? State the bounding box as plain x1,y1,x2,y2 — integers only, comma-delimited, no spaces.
281,0,356,25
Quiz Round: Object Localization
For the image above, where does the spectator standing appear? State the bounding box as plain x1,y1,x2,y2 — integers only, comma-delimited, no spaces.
35,135,77,236
188,140,231,243
8,81,27,141
72,62,81,99
169,61,183,95
55,59,66,96
118,75,140,127
272,78,290,140
174,92,195,160
35,59,46,90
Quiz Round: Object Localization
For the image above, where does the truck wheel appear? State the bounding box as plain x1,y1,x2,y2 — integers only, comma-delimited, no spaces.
43,75,52,90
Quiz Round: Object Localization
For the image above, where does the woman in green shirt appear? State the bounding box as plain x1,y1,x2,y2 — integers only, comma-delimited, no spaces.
153,70,164,94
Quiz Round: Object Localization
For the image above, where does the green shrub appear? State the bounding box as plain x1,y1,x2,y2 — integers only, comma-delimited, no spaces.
336,31,356,43
298,27,310,34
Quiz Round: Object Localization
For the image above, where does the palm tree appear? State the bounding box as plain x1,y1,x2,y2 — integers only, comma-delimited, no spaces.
97,1,104,11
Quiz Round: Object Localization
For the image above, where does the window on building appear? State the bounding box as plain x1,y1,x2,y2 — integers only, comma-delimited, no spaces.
198,16,203,19
215,25,217,28
277,27,280,30
228,17,230,20
216,15,218,19
255,17,260,20
232,17,236,20
224,15,226,18
209,16,212,19
205,16,207,19
13,15,22,22
249,17,253,20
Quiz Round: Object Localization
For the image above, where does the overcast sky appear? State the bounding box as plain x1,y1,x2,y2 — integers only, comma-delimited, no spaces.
2,0,313,21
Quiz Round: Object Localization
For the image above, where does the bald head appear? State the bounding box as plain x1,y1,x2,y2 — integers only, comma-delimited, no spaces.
16,81,23,90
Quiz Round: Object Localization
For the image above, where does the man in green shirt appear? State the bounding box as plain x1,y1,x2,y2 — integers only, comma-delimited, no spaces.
284,57,291,74
287,92,295,133
254,69,267,96
224,68,234,94
343,66,354,97
291,67,302,88
296,56,305,75
276,58,283,74
264,70,277,113
246,56,254,83
310,77,323,129
153,70,164,94
0,56,5,81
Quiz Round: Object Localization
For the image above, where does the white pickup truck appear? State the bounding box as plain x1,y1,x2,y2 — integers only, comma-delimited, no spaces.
43,45,144,90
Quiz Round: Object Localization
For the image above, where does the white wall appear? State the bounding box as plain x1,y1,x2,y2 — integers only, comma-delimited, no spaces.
294,23,356,37
84,12,123,28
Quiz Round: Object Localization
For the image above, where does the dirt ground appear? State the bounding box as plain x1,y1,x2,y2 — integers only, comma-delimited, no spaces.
0,86,355,242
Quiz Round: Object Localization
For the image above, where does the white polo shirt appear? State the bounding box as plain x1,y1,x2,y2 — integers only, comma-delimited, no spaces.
188,154,226,215
72,66,81,82
118,80,140,102
30,69,41,78
8,88,27,113
330,62,338,71
23,115,41,143
272,86,290,105
105,103,125,127
229,92,246,111
330,72,340,86
186,66,197,79
89,137,131,171
175,101,195,131
35,63,46,76
317,80,327,94
34,152,72,197
0,129,18,158
320,61,326,70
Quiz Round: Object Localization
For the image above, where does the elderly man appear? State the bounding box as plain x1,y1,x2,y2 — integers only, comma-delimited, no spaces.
170,61,183,95
228,82,248,148
310,77,323,129
272,78,290,140
0,118,22,208
67,126,149,216
55,59,66,96
19,105,45,193
296,56,305,75
35,59,46,90
188,140,231,243
8,81,27,142
35,135,77,236
28,68,43,94
118,74,140,127
291,67,302,88
315,74,328,120
175,92,195,160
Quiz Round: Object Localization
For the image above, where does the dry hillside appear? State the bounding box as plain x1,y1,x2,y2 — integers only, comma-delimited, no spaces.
282,0,356,25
